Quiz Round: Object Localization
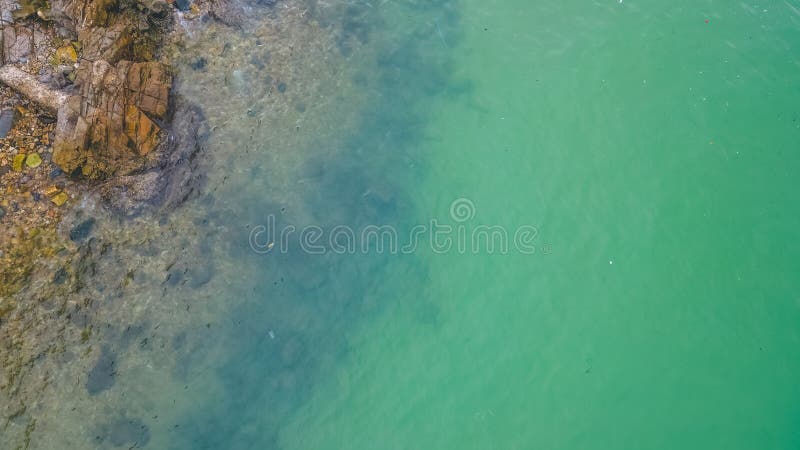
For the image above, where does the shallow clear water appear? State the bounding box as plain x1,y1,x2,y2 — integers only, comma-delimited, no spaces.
14,0,800,448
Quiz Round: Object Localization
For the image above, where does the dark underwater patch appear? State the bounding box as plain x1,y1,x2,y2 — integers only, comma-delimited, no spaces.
86,345,117,395
69,218,96,242
94,417,151,448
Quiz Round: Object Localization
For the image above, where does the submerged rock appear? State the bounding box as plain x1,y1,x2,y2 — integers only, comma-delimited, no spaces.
87,101,207,216
174,0,191,11
189,56,207,71
52,266,68,284
96,170,164,216
209,0,247,27
69,217,96,242
187,262,214,288
95,417,151,448
86,345,117,395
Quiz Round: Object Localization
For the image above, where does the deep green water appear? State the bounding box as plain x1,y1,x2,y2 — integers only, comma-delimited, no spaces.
25,0,800,448
177,0,800,448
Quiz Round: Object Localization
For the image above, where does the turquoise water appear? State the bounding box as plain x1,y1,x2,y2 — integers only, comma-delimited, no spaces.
14,0,800,447
186,0,800,448
268,2,800,449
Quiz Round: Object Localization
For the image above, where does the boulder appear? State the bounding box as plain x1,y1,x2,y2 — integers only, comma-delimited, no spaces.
53,59,172,178
1,24,32,64
96,100,208,216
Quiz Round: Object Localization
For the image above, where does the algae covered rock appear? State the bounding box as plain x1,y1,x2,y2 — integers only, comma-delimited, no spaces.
51,191,68,205
54,44,78,64
12,153,26,171
25,152,42,168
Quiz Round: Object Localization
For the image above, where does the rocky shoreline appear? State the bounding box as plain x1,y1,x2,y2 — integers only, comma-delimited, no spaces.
0,0,215,442
0,0,216,296
0,0,379,444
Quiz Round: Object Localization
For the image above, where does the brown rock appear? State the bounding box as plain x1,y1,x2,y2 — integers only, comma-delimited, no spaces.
45,0,169,36
78,21,132,63
51,191,68,205
54,44,78,63
48,0,116,31
52,59,172,178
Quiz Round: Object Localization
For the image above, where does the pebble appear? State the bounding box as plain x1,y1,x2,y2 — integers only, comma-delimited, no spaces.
55,45,78,64
25,152,42,168
12,154,25,171
43,185,60,197
0,109,14,138
51,192,68,206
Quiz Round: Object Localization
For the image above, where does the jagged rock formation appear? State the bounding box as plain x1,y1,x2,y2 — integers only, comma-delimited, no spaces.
54,60,171,177
2,0,174,180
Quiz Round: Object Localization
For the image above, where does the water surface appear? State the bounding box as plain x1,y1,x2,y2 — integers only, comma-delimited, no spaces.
15,0,800,448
